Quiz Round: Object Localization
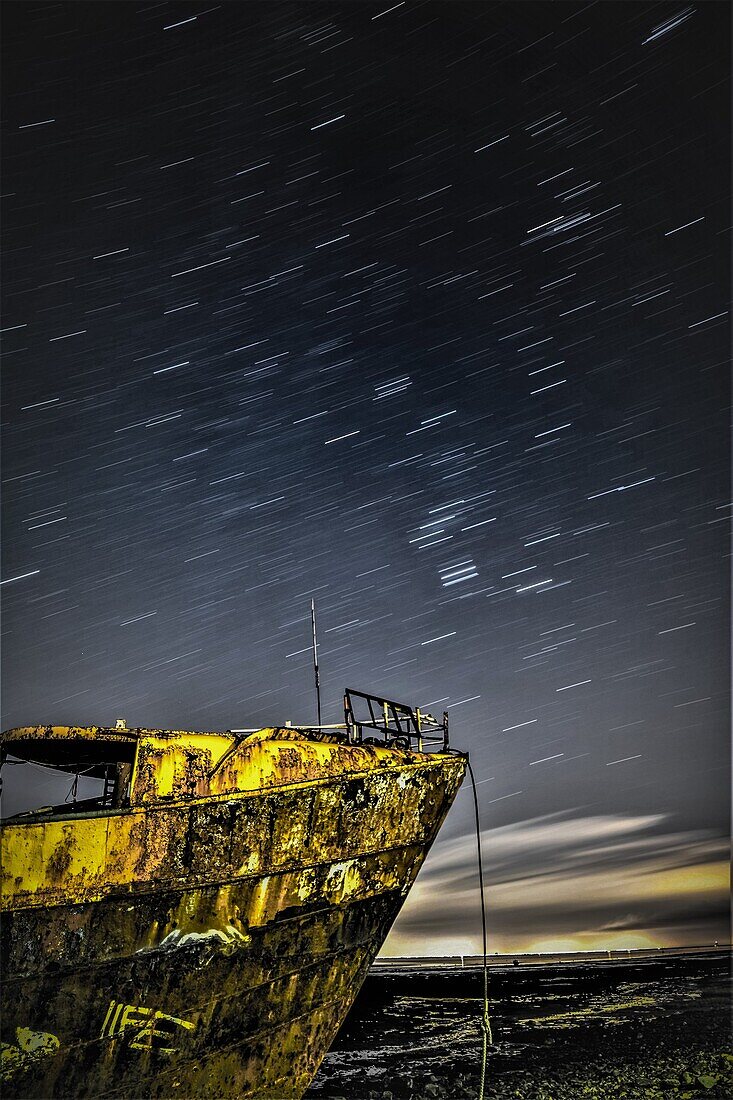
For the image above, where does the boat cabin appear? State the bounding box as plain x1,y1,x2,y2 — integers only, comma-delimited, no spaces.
0,691,450,824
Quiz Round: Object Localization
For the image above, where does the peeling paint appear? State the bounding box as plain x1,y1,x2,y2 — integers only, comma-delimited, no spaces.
1,1029,60,1083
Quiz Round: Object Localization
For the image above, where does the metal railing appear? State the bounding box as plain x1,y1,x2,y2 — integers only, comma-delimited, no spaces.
343,689,449,752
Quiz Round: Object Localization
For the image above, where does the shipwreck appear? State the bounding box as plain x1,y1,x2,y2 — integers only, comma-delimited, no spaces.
0,689,465,1098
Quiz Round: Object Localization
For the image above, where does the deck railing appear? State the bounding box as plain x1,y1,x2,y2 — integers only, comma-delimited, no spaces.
343,689,449,752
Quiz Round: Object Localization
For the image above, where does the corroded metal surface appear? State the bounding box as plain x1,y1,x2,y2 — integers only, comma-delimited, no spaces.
1,723,465,1098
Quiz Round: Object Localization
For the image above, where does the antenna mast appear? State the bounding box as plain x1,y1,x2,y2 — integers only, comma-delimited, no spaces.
311,598,322,726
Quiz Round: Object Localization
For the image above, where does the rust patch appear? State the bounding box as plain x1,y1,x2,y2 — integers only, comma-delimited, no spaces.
46,836,73,881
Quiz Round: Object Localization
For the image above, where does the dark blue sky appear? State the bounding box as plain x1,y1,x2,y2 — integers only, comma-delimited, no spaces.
2,1,729,951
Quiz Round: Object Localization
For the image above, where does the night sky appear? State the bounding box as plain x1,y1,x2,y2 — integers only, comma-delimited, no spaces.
2,2,729,954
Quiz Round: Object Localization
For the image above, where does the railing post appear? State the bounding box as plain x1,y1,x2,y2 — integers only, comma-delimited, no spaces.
344,694,354,744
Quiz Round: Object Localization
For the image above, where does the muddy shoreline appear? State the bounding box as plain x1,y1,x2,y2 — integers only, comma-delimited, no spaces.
306,950,732,1099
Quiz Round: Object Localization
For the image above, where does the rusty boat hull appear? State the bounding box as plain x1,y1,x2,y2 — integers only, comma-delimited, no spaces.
1,699,465,1099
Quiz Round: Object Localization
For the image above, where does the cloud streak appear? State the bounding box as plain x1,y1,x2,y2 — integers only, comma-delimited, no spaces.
384,810,729,955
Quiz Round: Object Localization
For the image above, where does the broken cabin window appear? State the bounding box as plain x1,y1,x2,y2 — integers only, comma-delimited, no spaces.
0,734,137,822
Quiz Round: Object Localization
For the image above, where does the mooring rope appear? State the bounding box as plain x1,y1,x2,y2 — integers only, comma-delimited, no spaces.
466,757,492,1100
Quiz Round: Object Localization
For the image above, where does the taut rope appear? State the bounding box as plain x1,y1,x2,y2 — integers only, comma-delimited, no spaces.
466,757,492,1100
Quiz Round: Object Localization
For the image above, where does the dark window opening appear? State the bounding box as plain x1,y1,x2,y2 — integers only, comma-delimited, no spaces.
0,739,137,822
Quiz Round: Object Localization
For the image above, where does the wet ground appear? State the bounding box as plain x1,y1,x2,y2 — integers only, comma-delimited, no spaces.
305,950,732,1099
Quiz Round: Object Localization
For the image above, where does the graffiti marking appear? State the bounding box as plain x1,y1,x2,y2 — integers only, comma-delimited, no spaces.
100,1000,195,1055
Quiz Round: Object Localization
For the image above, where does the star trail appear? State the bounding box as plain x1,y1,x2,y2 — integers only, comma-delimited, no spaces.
1,1,729,952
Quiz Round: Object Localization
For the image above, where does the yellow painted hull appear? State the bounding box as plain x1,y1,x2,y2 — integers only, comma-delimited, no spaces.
1,752,465,1098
